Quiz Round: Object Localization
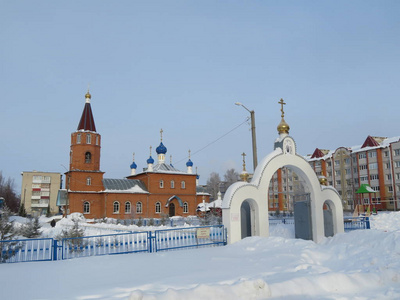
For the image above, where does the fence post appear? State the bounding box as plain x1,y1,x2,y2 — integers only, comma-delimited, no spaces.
53,239,58,261
148,232,152,253
366,217,370,229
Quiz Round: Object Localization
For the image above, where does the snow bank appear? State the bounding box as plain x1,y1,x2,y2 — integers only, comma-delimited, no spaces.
2,212,400,299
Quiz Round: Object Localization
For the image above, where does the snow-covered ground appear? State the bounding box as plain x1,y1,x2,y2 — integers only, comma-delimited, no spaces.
1,212,400,299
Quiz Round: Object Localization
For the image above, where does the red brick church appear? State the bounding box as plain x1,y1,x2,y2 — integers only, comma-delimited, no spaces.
58,91,209,219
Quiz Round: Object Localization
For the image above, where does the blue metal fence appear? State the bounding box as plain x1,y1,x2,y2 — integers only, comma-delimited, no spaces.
60,231,149,260
0,225,227,263
153,225,226,252
0,238,53,263
344,217,370,231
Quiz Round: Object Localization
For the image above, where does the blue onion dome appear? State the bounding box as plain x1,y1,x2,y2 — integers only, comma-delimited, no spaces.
130,161,137,169
147,156,154,164
196,174,200,180
156,142,167,154
186,159,193,167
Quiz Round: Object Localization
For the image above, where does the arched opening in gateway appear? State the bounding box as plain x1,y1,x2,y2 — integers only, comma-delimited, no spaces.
241,200,252,239
323,201,334,237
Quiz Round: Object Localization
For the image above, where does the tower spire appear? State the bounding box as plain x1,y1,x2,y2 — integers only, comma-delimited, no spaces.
77,90,96,132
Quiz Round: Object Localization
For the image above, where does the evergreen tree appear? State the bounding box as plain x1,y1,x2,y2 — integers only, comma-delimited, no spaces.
20,217,41,238
46,203,52,218
18,203,27,217
56,220,86,253
0,206,23,262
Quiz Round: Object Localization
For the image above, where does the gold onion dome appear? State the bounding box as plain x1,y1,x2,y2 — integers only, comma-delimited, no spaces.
277,98,289,134
319,176,328,186
277,118,290,134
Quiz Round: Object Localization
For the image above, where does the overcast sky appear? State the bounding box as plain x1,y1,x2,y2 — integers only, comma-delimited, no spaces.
1,1,399,192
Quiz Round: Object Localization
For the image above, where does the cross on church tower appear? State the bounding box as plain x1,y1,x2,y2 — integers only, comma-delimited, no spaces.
160,128,163,142
279,98,286,118
241,152,246,165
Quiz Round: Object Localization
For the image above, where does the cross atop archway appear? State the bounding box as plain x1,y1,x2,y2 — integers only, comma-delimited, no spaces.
279,98,286,118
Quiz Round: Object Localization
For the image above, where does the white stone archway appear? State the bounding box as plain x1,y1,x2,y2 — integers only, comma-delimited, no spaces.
222,137,344,244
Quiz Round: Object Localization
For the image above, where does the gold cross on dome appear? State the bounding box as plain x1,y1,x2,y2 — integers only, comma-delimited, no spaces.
188,149,191,159
241,152,246,164
132,152,135,161
279,98,286,118
160,128,163,142
149,146,152,155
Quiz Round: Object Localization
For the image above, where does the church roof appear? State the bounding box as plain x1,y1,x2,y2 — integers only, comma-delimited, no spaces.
77,92,96,132
151,163,187,174
102,178,148,193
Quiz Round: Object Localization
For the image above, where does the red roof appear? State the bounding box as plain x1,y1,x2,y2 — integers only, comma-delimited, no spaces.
311,148,325,159
361,136,379,148
77,102,96,132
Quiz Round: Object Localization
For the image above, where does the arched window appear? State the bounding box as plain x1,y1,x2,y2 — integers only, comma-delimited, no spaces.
83,201,90,214
160,180,164,188
113,201,120,213
86,177,92,186
85,152,92,163
95,135,99,145
155,202,161,213
77,133,81,144
136,201,142,214
171,180,175,188
86,134,91,144
183,202,188,213
125,201,131,214
181,181,186,189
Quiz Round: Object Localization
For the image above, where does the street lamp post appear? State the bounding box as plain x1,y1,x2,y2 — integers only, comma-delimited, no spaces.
235,102,258,171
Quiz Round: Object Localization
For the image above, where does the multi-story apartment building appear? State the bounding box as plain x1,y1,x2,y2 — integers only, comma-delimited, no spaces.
268,136,400,213
20,171,62,216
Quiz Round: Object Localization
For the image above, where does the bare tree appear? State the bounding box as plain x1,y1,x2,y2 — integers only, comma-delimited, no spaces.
206,172,221,201
224,168,239,188
0,172,20,212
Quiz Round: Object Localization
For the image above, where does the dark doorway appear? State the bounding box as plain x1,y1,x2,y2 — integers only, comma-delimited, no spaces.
169,203,175,217
294,194,312,240
241,200,252,239
323,202,334,237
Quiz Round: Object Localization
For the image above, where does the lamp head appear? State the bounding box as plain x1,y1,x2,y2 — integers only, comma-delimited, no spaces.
235,102,242,106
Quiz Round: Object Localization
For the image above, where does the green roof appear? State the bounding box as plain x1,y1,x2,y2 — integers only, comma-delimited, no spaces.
356,184,376,194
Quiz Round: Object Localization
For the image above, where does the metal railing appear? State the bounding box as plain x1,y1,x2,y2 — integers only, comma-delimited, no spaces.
0,225,226,264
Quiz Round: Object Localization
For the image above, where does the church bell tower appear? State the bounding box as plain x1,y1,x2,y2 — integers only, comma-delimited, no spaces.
66,91,104,192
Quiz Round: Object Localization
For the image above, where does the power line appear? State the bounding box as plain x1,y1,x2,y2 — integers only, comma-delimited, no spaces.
175,117,250,164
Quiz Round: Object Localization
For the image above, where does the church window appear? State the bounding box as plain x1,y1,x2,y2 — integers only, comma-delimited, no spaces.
170,180,175,188
183,202,188,213
85,152,92,163
155,202,161,213
86,134,91,144
86,177,91,186
181,181,186,189
113,201,120,213
83,201,90,214
159,180,164,188
77,134,81,144
136,201,142,214
125,201,131,214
